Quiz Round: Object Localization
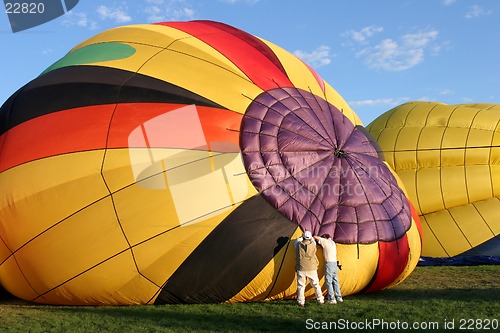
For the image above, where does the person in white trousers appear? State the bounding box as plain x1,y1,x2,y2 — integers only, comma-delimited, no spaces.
294,231,324,307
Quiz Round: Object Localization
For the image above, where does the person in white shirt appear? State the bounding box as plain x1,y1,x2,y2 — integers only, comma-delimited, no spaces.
294,231,324,307
314,234,343,304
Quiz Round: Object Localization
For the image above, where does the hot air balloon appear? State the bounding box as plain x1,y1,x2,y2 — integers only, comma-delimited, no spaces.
0,20,422,305
367,101,500,258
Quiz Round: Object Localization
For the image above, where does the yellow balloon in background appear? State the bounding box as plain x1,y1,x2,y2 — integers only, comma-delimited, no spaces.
367,102,500,257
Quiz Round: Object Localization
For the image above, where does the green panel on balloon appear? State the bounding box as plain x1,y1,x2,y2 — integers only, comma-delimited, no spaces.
42,43,136,74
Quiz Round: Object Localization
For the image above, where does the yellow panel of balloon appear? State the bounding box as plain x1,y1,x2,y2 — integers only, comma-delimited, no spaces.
367,102,499,258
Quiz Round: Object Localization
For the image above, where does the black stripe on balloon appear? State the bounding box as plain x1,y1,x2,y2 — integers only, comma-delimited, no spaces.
0,66,225,135
154,195,297,304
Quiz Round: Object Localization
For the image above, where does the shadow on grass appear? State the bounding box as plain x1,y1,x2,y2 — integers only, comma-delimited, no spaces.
49,303,302,332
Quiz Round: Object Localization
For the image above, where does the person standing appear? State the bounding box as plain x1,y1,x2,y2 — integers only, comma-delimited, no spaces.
294,231,324,307
314,234,343,304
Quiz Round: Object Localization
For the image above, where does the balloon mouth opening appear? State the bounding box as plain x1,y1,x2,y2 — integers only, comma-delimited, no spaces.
334,148,346,158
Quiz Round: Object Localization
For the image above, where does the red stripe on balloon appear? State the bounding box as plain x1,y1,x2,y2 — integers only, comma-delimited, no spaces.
108,103,241,149
363,235,410,293
0,103,241,172
0,104,114,173
156,20,293,91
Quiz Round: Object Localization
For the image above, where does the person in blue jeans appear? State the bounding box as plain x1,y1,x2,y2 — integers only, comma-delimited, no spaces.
314,234,343,304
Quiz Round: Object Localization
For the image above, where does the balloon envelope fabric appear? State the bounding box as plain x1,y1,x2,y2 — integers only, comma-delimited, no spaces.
367,102,500,258
0,21,422,305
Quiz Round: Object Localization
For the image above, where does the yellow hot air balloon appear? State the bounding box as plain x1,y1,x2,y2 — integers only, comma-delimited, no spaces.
367,102,500,258
0,21,421,305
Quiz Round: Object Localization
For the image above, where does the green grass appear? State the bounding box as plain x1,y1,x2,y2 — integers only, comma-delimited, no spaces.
1,266,499,332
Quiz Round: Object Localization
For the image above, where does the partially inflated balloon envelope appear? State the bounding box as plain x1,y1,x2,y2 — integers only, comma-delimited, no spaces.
0,21,422,305
367,102,500,258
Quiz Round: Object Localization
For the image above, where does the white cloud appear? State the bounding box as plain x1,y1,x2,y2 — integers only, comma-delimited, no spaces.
97,5,132,23
442,0,456,6
61,4,132,30
342,25,383,44
144,0,195,22
465,5,492,19
402,30,438,48
349,97,410,108
294,45,333,68
62,11,98,30
356,29,439,71
436,88,455,95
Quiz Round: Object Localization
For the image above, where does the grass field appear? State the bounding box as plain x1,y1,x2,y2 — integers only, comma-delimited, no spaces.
1,265,499,332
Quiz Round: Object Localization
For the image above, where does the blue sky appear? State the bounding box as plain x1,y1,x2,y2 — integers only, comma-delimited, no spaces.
1,0,499,124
